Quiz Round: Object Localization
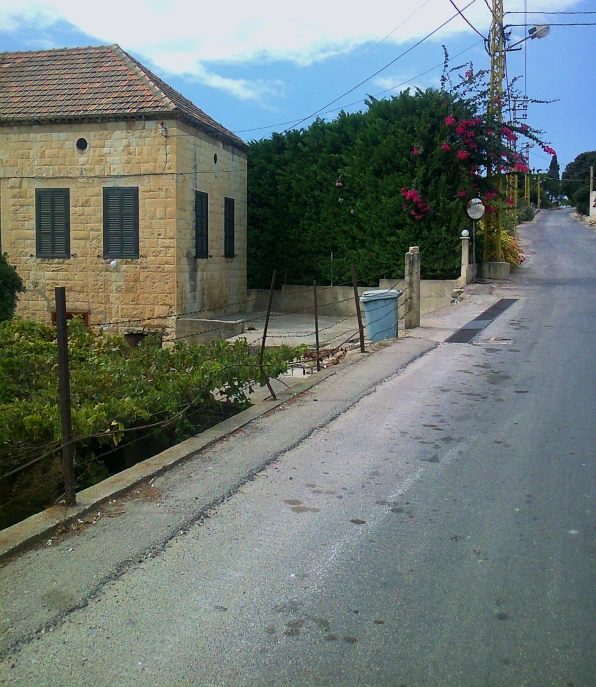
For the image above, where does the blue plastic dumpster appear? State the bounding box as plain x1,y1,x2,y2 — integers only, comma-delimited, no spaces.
359,289,403,343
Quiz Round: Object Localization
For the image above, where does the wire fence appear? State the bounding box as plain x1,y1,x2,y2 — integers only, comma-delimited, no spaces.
1,266,416,528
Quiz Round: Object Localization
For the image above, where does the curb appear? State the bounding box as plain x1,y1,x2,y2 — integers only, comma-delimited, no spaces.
0,366,342,561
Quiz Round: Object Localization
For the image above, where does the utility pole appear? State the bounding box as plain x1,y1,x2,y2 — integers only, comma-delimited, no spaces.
484,0,505,263
537,179,541,210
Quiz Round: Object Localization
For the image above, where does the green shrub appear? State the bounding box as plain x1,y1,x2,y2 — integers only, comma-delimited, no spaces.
572,186,590,216
0,319,304,527
517,201,534,223
0,253,24,322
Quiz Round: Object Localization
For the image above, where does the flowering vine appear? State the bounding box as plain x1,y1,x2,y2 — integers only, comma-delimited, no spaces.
401,187,430,221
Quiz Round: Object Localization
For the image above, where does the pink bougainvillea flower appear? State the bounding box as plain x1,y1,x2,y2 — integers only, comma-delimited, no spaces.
520,124,528,132
465,69,473,79
441,143,451,151
458,190,467,198
455,124,466,135
445,115,457,126
485,205,495,213
514,163,530,173
457,150,469,160
413,146,420,155
485,191,497,200
505,198,515,205
542,145,556,155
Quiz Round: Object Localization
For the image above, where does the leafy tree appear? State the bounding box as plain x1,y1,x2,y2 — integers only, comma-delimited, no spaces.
0,253,24,322
543,154,561,201
562,151,596,199
247,58,554,285
548,154,560,180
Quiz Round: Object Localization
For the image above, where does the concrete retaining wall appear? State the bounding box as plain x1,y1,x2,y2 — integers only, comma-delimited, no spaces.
247,276,462,321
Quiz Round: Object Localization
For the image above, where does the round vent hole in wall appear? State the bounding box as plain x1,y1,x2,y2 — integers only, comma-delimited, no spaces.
76,138,88,152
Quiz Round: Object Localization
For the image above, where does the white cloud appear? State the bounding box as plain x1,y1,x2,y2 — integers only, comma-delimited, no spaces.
179,64,285,102
0,0,583,100
373,71,440,95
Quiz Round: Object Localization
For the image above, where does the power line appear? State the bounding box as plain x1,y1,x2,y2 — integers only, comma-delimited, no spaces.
507,22,596,27
234,40,483,136
275,0,434,122
482,0,498,23
447,0,487,38
506,10,596,15
282,0,478,134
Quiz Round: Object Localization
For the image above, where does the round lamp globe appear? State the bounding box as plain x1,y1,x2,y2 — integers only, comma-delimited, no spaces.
466,198,485,220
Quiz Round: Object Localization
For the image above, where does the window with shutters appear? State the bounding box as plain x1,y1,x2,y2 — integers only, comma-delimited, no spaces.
103,187,139,259
195,191,209,259
36,189,70,258
224,197,235,258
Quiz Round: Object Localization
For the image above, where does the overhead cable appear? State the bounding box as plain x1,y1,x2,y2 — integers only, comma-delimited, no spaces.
282,0,478,134
447,0,487,38
234,40,483,135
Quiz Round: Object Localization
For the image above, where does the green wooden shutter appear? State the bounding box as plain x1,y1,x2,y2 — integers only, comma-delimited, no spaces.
195,191,209,258
224,197,235,258
36,189,70,258
103,187,139,258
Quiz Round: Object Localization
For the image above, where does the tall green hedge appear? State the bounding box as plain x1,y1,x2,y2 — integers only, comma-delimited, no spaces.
247,89,478,288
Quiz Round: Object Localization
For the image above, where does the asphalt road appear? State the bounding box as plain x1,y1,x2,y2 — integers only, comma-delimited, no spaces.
2,209,595,686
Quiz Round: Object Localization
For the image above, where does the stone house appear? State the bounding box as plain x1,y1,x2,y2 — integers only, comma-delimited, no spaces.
0,44,248,340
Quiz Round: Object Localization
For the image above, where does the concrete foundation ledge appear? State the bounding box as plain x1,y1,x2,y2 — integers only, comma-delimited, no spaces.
481,261,510,280
176,318,244,344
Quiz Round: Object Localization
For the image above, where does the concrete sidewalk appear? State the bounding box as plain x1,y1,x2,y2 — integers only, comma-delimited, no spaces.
0,282,505,659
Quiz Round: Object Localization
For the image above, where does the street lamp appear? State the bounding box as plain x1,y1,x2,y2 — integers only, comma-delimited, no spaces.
506,24,550,51
467,198,485,283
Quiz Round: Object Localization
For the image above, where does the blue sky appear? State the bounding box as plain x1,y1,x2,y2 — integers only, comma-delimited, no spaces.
1,0,594,171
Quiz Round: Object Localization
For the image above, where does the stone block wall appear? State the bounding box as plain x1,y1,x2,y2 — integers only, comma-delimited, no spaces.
0,118,248,338
0,120,177,330
173,121,247,325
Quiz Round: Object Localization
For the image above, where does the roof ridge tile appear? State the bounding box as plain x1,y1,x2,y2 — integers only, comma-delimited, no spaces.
109,44,175,113
0,44,247,151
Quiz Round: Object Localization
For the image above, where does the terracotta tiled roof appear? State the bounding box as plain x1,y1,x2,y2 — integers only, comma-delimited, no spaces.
0,44,246,150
